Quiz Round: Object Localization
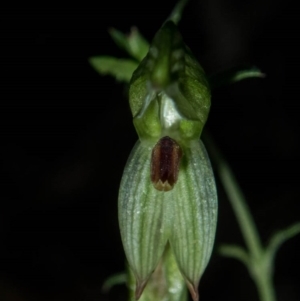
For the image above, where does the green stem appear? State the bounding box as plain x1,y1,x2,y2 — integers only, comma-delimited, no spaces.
203,132,263,258
254,270,276,301
203,132,276,301
218,160,263,258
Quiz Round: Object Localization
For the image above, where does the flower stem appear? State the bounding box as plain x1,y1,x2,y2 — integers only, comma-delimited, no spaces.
203,131,276,301
254,270,276,301
203,132,263,257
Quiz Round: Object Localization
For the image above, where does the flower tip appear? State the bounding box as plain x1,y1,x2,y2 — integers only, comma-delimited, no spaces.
186,281,199,301
135,279,148,300
152,179,173,191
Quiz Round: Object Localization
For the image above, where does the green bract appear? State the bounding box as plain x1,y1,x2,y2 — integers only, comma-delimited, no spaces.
129,21,211,143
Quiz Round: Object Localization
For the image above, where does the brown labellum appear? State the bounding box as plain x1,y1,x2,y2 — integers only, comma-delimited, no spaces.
151,136,182,191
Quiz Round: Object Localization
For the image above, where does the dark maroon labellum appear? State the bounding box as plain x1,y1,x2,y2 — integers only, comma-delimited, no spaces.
151,136,182,191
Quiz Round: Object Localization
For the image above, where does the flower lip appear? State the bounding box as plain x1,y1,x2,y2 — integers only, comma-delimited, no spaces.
150,136,182,191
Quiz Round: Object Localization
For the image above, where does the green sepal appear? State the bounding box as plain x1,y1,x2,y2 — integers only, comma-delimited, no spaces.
118,139,217,301
129,21,211,141
169,140,217,301
118,141,172,288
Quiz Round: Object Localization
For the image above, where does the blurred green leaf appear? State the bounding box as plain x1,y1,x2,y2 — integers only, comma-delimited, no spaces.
127,27,149,61
89,56,138,82
102,272,127,292
209,66,265,89
108,28,131,55
167,0,189,24
109,28,149,61
219,244,250,267
266,223,300,268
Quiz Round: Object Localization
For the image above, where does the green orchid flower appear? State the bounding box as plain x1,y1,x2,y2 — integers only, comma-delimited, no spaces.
118,21,218,301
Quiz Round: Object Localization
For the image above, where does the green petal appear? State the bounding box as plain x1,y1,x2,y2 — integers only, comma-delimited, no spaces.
118,141,173,293
169,140,218,301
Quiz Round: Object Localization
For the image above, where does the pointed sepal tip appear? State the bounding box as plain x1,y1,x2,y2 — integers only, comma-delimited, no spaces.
186,281,199,301
135,279,148,300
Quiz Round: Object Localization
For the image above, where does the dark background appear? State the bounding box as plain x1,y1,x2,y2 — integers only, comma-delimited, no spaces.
1,1,300,300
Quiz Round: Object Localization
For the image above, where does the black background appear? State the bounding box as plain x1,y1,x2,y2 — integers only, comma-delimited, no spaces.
1,1,300,300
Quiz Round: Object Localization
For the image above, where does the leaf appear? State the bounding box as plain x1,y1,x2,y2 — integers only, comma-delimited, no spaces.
209,66,265,89
219,244,250,267
102,272,127,292
266,223,300,266
109,28,132,55
109,28,149,62
127,27,149,61
89,56,138,82
167,0,189,25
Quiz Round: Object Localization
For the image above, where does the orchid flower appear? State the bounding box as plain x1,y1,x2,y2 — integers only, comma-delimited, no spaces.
118,21,218,301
